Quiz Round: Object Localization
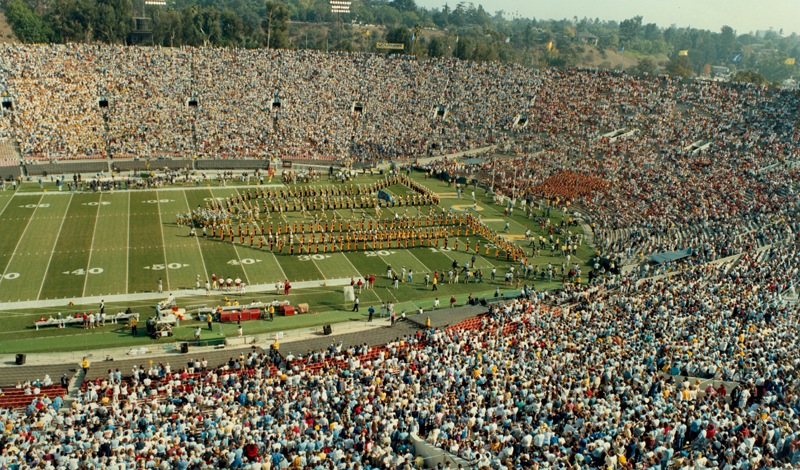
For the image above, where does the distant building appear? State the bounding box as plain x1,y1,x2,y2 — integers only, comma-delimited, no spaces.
711,66,730,77
576,31,599,46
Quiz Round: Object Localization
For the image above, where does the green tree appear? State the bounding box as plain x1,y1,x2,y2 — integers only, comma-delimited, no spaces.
152,7,182,47
193,6,221,46
718,25,736,60
731,69,768,85
427,35,445,57
400,11,418,28
636,57,656,75
453,35,471,60
384,25,411,53
336,38,353,51
262,0,289,49
411,22,421,53
373,5,401,26
667,55,693,77
389,0,414,13
5,0,54,42
220,8,243,45
643,23,661,41
472,38,497,61
94,0,132,43
181,6,200,45
619,15,642,41
50,0,96,42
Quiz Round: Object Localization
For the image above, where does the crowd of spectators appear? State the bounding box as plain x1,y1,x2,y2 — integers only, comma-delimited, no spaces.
0,46,524,161
4,239,800,469
2,45,800,470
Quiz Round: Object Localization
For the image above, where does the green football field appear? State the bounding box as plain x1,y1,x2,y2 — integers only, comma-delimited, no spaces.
0,173,596,353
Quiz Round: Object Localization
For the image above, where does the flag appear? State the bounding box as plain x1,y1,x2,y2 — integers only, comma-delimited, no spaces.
505,37,510,43
785,58,796,65
411,33,415,41
678,50,689,56
547,41,553,51
617,46,624,52
732,53,741,62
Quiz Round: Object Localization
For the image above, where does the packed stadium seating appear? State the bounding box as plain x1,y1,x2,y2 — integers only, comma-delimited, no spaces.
1,44,800,470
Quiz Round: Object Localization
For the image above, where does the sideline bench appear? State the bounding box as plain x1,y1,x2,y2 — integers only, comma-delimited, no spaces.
34,312,139,330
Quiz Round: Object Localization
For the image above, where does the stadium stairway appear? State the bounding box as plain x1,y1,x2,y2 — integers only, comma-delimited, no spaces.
61,368,85,410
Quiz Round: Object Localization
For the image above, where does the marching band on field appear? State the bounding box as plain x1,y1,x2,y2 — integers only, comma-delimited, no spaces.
176,176,527,261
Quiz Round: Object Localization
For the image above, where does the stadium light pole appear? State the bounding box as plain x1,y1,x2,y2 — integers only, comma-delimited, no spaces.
330,1,351,33
491,157,495,194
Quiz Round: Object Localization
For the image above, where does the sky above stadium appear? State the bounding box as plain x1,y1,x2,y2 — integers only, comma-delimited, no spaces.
414,0,800,36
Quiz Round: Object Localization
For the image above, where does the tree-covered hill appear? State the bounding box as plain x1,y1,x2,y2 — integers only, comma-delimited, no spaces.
3,0,800,83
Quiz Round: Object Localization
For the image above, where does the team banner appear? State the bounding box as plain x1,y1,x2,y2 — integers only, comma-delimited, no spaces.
377,189,395,203
377,43,404,49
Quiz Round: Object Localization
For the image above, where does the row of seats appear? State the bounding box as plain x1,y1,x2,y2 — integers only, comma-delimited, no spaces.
25,161,108,176
0,385,66,409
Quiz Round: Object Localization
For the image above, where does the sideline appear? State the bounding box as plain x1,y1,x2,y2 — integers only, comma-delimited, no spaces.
0,278,353,311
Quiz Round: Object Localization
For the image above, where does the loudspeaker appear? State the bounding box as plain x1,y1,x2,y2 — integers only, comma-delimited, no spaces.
15,354,26,365
181,343,189,354
323,325,333,335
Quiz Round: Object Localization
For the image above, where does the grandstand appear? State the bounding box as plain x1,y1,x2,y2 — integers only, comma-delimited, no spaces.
0,43,799,470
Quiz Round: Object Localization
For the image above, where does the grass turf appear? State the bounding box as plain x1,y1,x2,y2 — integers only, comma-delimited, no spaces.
0,173,593,353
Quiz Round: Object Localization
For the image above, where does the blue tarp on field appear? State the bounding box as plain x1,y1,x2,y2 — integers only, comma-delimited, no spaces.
377,190,394,204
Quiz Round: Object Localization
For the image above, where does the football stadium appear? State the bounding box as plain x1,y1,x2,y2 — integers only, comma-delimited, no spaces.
0,42,798,470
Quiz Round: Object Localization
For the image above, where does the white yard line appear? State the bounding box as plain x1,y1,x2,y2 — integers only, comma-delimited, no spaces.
0,191,17,217
361,208,436,273
307,255,328,280
126,192,131,294
384,287,399,302
183,191,209,284
155,192,171,291
234,186,326,282
283,234,327,281
0,194,44,289
270,250,288,282
81,194,103,297
447,234,498,268
37,194,73,300
230,239,254,284
14,183,286,196
367,287,383,303
337,251,363,278
331,209,405,277
399,244,431,272
226,188,254,285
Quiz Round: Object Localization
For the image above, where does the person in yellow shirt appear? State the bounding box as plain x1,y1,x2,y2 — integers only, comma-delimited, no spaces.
81,357,90,373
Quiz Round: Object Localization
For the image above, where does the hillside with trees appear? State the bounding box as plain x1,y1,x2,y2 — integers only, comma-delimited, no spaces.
2,0,800,83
